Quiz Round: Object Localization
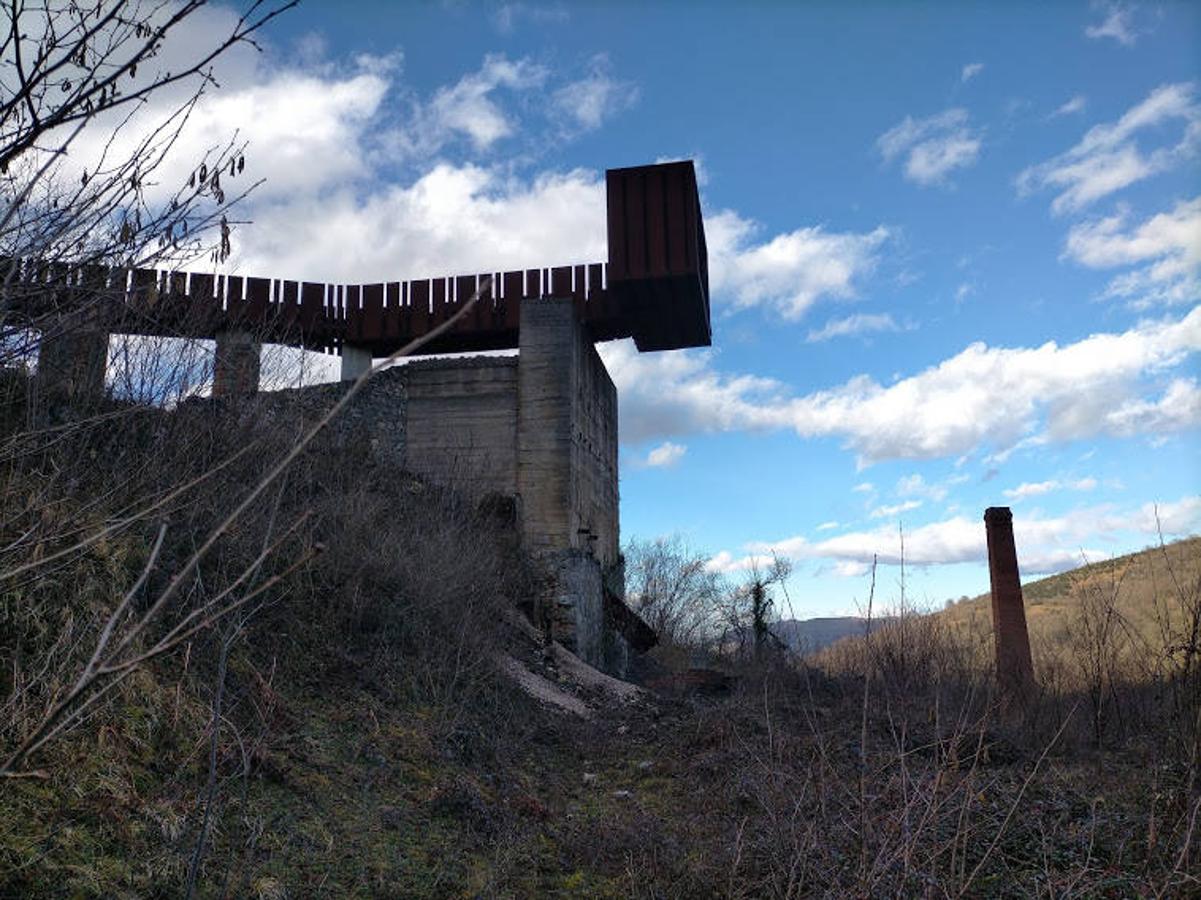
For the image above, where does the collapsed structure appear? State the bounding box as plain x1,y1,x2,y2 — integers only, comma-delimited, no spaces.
12,160,710,673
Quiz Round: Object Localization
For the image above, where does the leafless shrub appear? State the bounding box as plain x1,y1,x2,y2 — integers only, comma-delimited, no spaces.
624,535,728,657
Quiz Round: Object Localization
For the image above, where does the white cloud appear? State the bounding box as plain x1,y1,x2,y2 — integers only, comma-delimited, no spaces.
877,108,982,186
817,521,840,531
394,54,549,156
552,55,638,132
870,499,923,519
961,63,985,83
1085,3,1139,46
230,163,608,283
833,561,871,578
896,473,950,502
706,210,890,319
1017,83,1201,215
600,306,1201,462
1133,496,1201,535
643,441,687,468
1101,377,1201,436
853,482,875,494
1004,477,1098,500
1064,196,1201,308
62,41,390,208
1052,95,1088,118
712,493,1201,576
59,41,889,332
805,313,906,343
492,3,569,33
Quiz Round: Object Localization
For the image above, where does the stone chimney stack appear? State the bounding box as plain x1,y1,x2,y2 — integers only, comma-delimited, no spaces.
984,507,1034,691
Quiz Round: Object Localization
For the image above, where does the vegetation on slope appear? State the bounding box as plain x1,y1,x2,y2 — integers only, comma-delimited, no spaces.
4,392,1195,897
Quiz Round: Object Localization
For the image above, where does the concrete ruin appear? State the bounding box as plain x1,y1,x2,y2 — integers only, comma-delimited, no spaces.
13,160,710,674
984,507,1035,691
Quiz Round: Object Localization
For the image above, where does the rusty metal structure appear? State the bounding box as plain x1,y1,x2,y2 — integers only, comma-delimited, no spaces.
4,160,710,358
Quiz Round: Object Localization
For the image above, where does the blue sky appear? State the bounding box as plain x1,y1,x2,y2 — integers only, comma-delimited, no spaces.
116,1,1200,616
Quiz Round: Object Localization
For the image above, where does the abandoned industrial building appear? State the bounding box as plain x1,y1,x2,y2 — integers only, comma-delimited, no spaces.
9,159,711,674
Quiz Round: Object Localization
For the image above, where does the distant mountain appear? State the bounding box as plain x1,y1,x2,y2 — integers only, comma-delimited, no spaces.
773,616,898,654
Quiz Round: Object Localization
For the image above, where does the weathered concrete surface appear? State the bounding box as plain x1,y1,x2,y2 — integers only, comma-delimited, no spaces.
516,296,619,565
984,507,1035,691
36,320,108,405
340,344,373,381
549,550,604,665
404,357,519,498
232,300,624,671
571,331,619,567
212,330,262,398
516,298,576,558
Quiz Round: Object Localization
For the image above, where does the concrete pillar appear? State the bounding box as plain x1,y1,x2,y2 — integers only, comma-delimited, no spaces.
517,297,606,664
984,507,1035,691
211,330,261,398
340,343,373,381
36,321,109,406
516,296,578,556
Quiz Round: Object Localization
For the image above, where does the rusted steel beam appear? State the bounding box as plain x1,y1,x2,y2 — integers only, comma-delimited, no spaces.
8,161,711,355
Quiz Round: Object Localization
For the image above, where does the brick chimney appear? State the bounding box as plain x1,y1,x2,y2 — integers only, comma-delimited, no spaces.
984,507,1034,691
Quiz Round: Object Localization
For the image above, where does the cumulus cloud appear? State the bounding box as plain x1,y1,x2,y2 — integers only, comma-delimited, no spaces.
961,63,984,83
877,108,982,186
1004,478,1098,499
870,500,923,519
1085,2,1140,46
805,313,906,343
230,163,608,283
706,210,890,319
1064,196,1201,308
552,55,638,132
60,38,891,337
390,54,549,157
643,441,687,468
896,473,954,502
1017,82,1200,215
711,493,1201,577
600,306,1201,461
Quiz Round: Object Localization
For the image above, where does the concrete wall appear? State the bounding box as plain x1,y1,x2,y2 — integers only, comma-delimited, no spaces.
404,357,519,499
35,321,108,406
236,299,621,669
516,297,619,565
571,335,619,567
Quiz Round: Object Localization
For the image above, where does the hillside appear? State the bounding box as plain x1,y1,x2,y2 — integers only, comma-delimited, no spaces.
936,535,1201,663
772,615,898,654
0,381,1197,896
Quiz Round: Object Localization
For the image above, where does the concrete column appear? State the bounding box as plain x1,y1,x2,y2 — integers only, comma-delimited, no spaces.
984,507,1035,691
36,321,109,406
516,296,579,556
212,330,261,398
340,343,373,381
517,297,607,664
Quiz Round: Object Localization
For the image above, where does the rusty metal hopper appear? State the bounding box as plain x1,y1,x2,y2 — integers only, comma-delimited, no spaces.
605,160,711,351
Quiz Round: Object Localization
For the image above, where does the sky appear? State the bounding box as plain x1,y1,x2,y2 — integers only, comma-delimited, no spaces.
81,0,1201,617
